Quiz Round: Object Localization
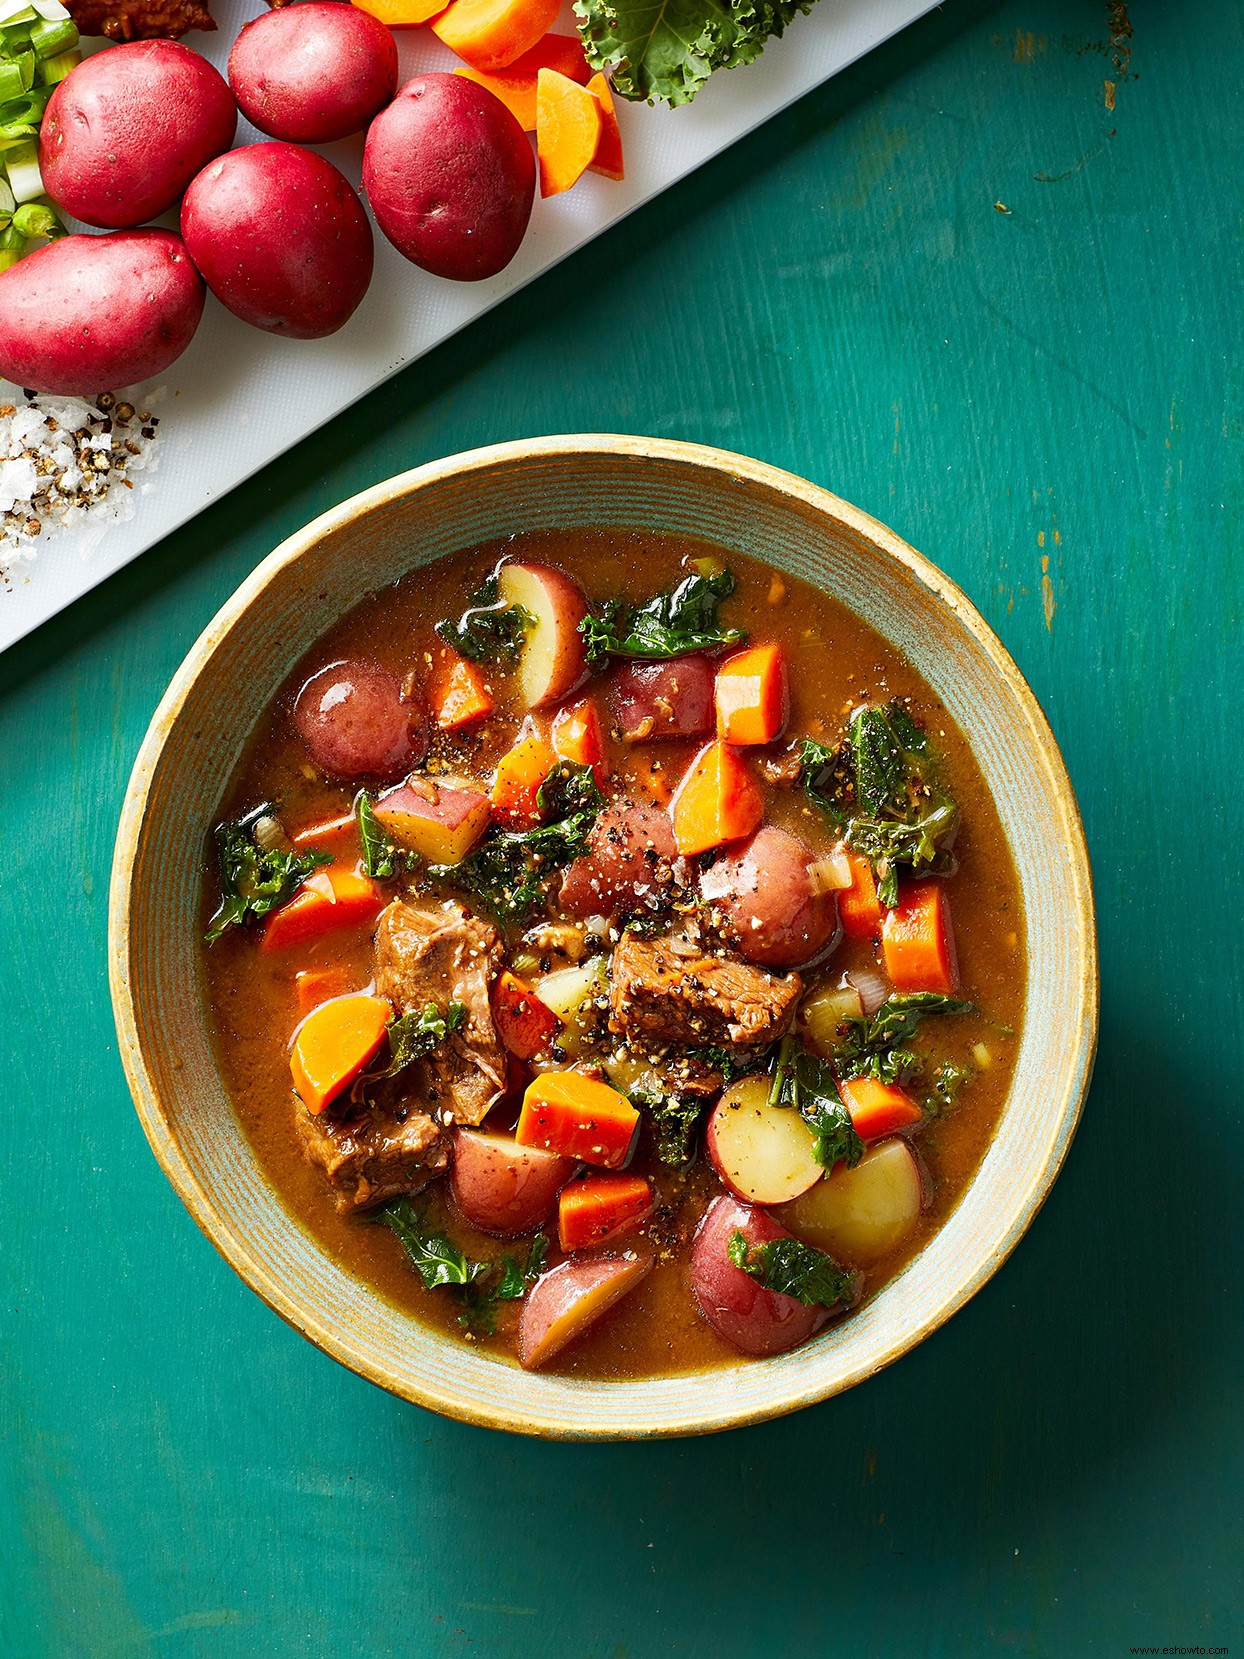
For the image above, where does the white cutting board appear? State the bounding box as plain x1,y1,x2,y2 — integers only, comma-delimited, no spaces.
0,0,938,651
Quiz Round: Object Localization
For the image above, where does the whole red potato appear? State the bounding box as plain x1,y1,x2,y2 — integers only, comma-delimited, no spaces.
0,231,204,395
181,143,373,339
363,73,535,282
40,42,236,229
701,825,839,968
229,2,398,143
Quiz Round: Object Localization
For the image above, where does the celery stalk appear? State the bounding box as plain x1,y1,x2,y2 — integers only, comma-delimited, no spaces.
0,60,23,101
12,195,56,237
4,135,42,201
33,43,74,83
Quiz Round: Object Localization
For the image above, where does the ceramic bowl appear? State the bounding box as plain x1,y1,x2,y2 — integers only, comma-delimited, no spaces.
109,436,1097,1440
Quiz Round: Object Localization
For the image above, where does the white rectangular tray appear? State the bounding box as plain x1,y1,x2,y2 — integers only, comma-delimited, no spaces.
0,0,937,652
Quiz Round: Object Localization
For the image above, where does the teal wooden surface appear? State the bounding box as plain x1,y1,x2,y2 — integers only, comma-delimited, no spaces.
2,2,1240,1652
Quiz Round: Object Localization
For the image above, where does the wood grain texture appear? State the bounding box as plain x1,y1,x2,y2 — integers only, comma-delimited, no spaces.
1,0,1240,1653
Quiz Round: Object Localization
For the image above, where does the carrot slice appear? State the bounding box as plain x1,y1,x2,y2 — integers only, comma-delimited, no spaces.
536,68,601,198
295,967,355,1017
586,72,624,181
558,1174,653,1251
260,867,385,953
839,1076,924,1141
291,993,391,1114
289,812,359,860
714,643,788,746
881,881,959,994
432,650,494,731
431,0,560,72
454,32,590,130
491,728,558,828
352,0,445,24
493,970,562,1060
552,694,609,784
670,739,764,856
837,846,883,940
516,1071,639,1168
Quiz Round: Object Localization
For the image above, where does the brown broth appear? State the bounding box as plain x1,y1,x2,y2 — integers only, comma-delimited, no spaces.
201,529,1026,1378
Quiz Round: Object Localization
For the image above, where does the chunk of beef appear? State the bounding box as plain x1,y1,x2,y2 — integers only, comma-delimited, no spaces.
67,0,214,39
373,898,506,1126
297,1096,448,1214
609,931,802,1049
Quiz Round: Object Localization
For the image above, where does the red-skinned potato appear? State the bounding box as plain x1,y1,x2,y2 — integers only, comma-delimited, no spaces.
293,660,424,781
701,825,839,969
691,1196,837,1357
181,143,373,340
519,1252,652,1369
362,73,535,282
706,1075,824,1206
229,3,398,143
40,42,236,229
450,1130,573,1236
559,800,678,918
374,777,489,864
0,231,204,396
611,655,715,741
497,562,589,709
775,1138,925,1265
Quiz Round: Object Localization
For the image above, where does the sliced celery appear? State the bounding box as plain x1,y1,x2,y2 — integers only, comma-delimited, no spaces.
33,42,74,83
0,3,40,27
12,195,55,236
0,220,25,270
30,16,72,54
0,59,23,102
4,134,42,201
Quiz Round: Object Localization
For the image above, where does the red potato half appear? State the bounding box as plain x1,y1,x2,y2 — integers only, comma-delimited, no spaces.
559,800,678,919
450,1130,573,1236
292,660,425,781
181,143,373,340
363,73,535,282
0,231,204,396
706,1075,823,1206
611,655,714,742
774,1138,925,1265
497,562,589,710
40,41,236,229
690,1196,832,1357
700,825,839,970
519,1252,653,1369
374,778,490,864
228,2,398,143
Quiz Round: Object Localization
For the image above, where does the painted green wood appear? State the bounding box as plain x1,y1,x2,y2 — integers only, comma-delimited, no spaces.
2,2,1240,1653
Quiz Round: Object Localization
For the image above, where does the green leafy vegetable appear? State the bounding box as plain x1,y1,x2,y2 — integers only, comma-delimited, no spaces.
926,1059,975,1118
575,0,814,107
0,3,79,266
381,1205,548,1337
684,1044,764,1085
495,1232,549,1301
801,701,960,907
205,805,330,943
632,1087,705,1165
834,992,971,1085
370,1001,466,1081
727,1229,856,1309
579,567,746,666
433,761,605,924
355,790,409,880
435,572,533,664
767,1035,864,1171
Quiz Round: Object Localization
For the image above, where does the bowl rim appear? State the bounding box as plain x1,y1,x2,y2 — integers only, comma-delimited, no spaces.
109,433,1098,1439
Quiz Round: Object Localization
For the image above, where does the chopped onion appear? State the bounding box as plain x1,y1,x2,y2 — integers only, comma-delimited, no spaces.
252,813,291,855
972,1042,993,1070
809,846,853,893
847,964,890,1015
799,983,864,1056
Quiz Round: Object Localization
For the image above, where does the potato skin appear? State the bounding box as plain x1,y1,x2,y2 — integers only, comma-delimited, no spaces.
362,73,535,282
40,42,236,229
0,230,204,395
228,2,398,144
700,825,839,969
181,143,373,339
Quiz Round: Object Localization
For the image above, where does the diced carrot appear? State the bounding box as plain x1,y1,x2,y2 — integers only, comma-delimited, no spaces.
290,813,359,860
431,0,560,72
431,650,494,731
352,0,445,24
670,739,764,857
295,967,355,1017
516,1071,639,1168
552,695,609,784
536,68,601,198
714,643,788,746
453,33,590,131
491,728,558,828
881,880,959,994
558,1174,653,1251
586,73,623,181
839,1075,924,1141
493,969,562,1060
837,846,883,940
291,993,391,1114
260,867,385,953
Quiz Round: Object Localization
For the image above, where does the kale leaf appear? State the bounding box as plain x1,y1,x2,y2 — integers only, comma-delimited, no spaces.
370,1001,466,1082
632,1087,706,1165
575,0,815,107
727,1229,857,1309
767,1035,865,1171
834,992,971,1086
381,1200,489,1291
495,1232,549,1301
355,790,409,880
926,1059,975,1119
579,568,746,665
435,572,533,664
205,804,331,943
